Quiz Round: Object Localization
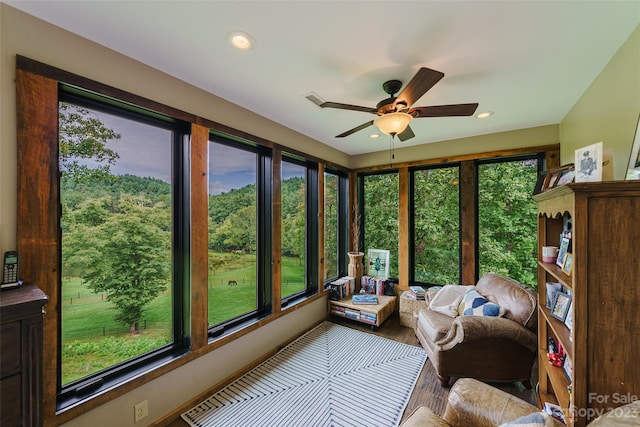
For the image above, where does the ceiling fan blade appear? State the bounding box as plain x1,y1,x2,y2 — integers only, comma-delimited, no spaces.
397,126,415,142
336,120,374,138
409,103,479,117
306,93,377,114
319,102,377,114
394,67,445,108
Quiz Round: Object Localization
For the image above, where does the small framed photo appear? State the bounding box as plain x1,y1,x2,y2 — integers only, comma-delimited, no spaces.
545,282,562,309
561,253,573,275
548,164,575,190
575,142,603,182
563,355,573,380
551,291,572,322
367,249,390,279
545,172,561,190
555,169,575,187
564,301,573,331
556,237,571,268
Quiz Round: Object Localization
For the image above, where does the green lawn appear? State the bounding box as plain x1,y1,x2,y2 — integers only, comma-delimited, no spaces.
62,252,305,384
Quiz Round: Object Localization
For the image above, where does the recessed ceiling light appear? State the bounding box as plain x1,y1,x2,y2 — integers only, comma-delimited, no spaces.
477,111,494,119
370,133,380,139
228,31,256,51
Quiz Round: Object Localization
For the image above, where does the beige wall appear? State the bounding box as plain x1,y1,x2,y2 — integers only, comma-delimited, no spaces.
560,25,640,180
351,124,559,169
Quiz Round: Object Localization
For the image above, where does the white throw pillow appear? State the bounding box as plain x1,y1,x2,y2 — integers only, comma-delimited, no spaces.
428,285,474,318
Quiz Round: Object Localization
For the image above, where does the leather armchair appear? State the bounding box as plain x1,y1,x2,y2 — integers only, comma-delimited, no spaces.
415,273,537,387
401,378,551,427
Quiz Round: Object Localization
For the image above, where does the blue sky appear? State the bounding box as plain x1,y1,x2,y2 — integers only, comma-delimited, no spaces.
74,106,305,196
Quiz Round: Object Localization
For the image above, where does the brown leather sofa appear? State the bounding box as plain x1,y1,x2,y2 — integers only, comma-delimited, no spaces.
415,273,538,387
401,377,640,427
400,378,552,427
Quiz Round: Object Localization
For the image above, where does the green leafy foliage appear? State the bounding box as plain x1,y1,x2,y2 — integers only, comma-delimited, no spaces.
478,160,538,287
64,194,171,333
413,167,460,284
362,160,538,288
323,173,339,280
363,173,399,277
59,103,121,181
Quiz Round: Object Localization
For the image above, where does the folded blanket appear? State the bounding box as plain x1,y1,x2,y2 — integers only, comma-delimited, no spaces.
428,285,474,318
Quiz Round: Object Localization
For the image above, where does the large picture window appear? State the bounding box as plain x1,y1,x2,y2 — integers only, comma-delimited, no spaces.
281,157,318,303
477,156,540,286
410,165,461,284
58,91,188,403
207,140,261,328
323,169,348,282
361,172,399,279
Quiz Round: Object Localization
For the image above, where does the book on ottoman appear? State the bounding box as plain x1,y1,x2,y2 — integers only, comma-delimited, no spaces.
352,294,378,304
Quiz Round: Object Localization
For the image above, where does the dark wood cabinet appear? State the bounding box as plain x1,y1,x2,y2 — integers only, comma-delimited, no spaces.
0,285,48,427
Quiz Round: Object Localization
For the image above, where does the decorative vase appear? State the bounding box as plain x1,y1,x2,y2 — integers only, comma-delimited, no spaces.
347,251,364,292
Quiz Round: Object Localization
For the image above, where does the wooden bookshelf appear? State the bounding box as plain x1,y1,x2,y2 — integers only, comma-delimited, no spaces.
533,182,640,426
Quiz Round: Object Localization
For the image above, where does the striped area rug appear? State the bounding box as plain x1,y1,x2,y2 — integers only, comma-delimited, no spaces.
181,321,427,427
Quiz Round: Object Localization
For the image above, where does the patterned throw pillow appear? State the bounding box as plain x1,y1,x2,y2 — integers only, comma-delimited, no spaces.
458,290,505,317
499,412,552,427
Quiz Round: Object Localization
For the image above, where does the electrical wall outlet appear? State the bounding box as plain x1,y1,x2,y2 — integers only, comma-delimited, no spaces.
134,400,148,423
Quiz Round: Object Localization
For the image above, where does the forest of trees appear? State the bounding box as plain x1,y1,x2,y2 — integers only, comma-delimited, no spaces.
361,161,538,287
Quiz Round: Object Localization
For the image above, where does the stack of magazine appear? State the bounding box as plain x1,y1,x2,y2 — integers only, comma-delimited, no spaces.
408,286,426,300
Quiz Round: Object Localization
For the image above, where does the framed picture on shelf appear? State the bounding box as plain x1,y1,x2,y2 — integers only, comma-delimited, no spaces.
575,141,603,182
563,355,573,380
543,172,560,191
545,282,562,309
561,253,573,275
555,169,575,187
551,291,572,322
556,237,571,268
543,164,575,191
366,249,390,279
564,301,573,331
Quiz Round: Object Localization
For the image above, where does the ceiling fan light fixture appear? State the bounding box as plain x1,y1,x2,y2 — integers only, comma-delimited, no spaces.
374,112,413,135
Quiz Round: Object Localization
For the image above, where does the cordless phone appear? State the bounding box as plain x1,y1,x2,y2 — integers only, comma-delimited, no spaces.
1,251,21,289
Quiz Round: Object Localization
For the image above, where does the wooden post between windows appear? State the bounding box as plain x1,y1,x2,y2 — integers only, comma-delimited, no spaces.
190,124,209,349
460,160,477,285
318,164,325,288
16,68,60,424
348,171,358,252
272,149,282,312
398,167,409,290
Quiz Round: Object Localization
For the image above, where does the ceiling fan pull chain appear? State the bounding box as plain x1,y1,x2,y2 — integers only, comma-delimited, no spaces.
389,134,395,167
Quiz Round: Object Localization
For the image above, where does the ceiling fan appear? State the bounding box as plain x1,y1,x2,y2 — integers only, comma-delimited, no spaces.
307,67,479,141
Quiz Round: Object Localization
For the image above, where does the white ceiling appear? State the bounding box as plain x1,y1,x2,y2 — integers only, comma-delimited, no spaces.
7,1,640,155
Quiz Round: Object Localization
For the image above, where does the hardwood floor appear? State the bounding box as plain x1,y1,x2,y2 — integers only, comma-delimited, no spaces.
163,313,536,426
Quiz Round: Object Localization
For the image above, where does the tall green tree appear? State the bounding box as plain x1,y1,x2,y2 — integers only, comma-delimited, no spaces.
80,195,171,334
